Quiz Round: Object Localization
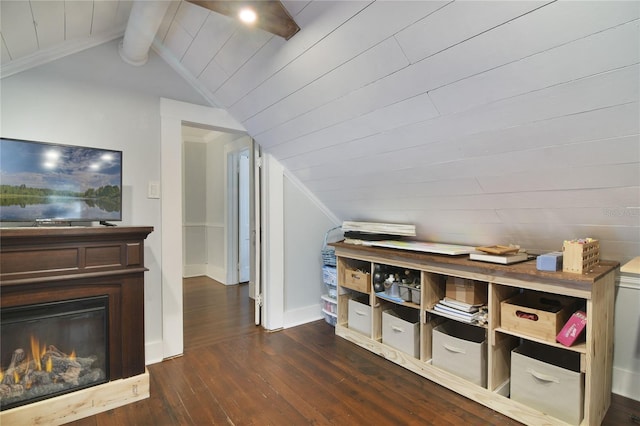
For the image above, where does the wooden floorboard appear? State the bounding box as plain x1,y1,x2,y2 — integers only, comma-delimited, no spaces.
67,276,639,425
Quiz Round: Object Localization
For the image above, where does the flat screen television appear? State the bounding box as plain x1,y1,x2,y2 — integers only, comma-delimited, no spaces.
0,137,122,224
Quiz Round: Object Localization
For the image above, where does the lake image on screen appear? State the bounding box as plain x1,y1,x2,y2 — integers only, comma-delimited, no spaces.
0,139,122,221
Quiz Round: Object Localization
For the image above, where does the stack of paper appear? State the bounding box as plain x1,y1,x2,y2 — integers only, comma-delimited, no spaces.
342,221,416,237
433,298,487,325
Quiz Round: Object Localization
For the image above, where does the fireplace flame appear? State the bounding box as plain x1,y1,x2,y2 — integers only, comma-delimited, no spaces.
13,370,20,384
31,335,42,371
46,356,53,373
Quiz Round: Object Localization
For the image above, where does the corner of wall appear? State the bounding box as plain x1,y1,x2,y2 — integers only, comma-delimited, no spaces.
283,303,324,329
283,168,341,225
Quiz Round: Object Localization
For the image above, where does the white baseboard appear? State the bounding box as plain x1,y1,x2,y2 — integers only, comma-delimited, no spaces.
145,339,164,365
613,365,640,402
283,303,323,329
183,263,207,278
206,264,227,284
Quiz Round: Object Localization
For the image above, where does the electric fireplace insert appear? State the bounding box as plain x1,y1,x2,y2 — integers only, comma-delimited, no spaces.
0,296,109,411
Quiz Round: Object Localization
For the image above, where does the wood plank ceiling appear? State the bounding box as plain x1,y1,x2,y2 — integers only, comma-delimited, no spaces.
1,1,638,262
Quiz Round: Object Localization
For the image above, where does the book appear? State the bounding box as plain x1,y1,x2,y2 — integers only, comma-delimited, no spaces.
433,303,474,319
556,310,587,347
440,298,481,313
469,251,529,264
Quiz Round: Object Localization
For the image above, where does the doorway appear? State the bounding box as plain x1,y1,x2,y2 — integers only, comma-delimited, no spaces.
178,125,260,355
160,98,269,360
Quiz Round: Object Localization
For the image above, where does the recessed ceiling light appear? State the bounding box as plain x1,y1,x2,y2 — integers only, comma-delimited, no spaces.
238,7,257,24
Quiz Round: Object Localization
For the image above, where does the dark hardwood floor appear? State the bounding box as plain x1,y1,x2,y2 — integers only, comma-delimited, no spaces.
69,276,639,425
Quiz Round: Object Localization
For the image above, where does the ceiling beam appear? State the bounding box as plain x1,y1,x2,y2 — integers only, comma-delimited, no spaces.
186,0,300,40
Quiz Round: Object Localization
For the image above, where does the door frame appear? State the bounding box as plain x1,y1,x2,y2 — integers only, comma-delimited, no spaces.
160,99,255,359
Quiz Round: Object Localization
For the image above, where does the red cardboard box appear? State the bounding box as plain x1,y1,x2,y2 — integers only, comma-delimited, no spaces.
556,310,587,347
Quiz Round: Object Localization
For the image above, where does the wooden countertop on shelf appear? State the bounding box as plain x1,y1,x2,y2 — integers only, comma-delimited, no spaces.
331,241,619,285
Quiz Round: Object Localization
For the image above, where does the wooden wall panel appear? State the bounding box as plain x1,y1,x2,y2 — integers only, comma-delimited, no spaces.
91,1,120,35
430,20,640,115
321,187,640,212
228,1,445,121
213,1,371,107
181,13,237,77
395,1,549,63
214,25,272,76
244,37,409,135
64,1,93,39
0,1,38,58
269,64,638,163
30,1,65,49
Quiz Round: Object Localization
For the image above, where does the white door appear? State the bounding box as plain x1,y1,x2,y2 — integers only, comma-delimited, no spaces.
238,150,250,283
251,141,262,325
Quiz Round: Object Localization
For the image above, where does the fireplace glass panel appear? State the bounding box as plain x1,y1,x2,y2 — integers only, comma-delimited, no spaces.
1,296,109,410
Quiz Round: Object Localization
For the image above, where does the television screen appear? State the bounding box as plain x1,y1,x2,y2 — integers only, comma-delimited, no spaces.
0,138,122,223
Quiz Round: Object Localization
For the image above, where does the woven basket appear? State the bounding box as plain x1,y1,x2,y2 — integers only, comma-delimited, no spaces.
321,226,342,266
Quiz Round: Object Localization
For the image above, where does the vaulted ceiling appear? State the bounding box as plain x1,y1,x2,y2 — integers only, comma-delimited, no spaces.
1,0,639,262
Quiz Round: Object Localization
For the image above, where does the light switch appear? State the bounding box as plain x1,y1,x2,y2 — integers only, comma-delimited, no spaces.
148,181,160,199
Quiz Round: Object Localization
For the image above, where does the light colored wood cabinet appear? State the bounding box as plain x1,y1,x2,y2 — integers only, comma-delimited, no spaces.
333,242,618,426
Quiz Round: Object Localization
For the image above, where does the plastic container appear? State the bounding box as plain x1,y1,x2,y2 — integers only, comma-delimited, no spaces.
322,309,337,326
321,294,337,314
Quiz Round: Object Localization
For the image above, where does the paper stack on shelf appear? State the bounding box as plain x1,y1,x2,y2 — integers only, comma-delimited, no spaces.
342,221,416,239
469,251,529,264
433,298,488,325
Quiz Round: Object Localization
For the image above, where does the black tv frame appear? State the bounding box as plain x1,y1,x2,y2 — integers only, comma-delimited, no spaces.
0,137,123,224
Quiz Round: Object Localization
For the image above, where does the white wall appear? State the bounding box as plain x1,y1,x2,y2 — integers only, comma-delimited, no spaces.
183,140,208,277
613,269,640,401
205,134,227,282
0,39,208,364
283,172,340,328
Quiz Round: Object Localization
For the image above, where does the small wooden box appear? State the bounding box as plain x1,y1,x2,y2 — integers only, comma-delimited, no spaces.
501,293,575,343
562,239,599,274
445,277,487,305
341,267,371,293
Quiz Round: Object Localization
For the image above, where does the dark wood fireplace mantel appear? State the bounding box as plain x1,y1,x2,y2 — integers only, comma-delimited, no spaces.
0,226,153,380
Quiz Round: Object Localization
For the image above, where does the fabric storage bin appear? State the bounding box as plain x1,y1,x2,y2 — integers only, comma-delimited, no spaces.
348,298,371,336
382,308,419,358
432,321,487,387
511,341,584,425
